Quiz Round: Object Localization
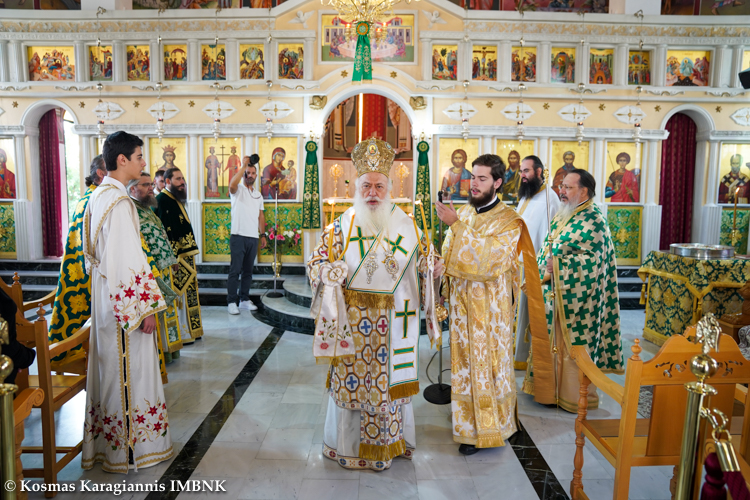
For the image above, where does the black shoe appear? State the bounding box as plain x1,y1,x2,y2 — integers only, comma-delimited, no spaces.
459,444,479,456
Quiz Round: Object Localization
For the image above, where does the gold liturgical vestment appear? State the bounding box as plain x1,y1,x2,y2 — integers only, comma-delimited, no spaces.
442,199,547,447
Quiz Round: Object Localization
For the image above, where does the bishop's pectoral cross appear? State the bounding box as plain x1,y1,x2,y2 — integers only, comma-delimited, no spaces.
395,299,417,339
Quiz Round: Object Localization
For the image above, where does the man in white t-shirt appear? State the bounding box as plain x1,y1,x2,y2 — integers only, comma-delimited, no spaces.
227,154,267,315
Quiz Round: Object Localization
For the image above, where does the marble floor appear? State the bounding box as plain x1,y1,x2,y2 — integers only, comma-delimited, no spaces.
15,307,676,500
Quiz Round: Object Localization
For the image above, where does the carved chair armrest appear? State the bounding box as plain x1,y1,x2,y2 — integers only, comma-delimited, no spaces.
570,345,625,406
48,321,91,360
13,388,44,422
22,291,56,313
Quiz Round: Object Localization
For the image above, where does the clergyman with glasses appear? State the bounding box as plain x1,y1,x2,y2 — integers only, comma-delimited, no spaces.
522,168,624,413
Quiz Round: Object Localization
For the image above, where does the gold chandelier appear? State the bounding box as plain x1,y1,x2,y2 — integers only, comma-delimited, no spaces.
322,0,418,27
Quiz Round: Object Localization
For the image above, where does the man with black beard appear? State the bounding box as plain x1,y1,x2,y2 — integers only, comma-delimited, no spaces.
155,168,204,343
436,154,546,455
513,155,560,370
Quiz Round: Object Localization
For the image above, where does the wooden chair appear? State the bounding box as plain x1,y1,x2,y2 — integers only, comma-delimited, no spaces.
1,275,90,498
13,388,44,500
569,330,750,500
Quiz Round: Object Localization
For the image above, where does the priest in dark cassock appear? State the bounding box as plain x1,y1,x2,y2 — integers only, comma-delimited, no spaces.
155,167,204,343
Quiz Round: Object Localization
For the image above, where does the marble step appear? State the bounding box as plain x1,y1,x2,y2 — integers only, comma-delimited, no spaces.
197,261,305,276
0,259,62,272
197,273,286,290
283,276,311,308
0,270,61,286
260,294,314,334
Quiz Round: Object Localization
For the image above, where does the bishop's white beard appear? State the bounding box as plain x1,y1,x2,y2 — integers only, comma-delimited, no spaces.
353,188,393,234
556,201,576,222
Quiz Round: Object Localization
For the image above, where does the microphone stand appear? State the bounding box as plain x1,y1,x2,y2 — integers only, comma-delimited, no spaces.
266,189,284,298
424,193,451,405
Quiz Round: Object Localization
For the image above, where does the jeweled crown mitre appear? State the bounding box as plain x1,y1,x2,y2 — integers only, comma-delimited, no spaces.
351,137,395,178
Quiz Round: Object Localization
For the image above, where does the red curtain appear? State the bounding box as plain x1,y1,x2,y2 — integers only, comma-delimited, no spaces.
39,109,64,257
361,94,386,141
659,112,697,250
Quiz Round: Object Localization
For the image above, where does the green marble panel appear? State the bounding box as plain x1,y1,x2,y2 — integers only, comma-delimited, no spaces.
720,208,750,255
0,203,16,258
202,203,232,262
606,206,642,265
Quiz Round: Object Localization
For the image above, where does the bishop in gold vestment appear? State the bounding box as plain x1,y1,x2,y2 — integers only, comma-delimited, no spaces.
438,154,545,455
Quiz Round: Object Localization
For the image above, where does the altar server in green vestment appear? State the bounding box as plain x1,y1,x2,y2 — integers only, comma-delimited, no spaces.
155,167,204,343
128,171,184,362
48,156,105,370
523,169,624,413
307,138,443,471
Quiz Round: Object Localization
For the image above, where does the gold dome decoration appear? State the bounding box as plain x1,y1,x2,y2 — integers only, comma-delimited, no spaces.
351,137,395,178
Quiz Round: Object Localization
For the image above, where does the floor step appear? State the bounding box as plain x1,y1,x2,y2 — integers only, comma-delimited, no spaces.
283,277,311,308
260,294,314,334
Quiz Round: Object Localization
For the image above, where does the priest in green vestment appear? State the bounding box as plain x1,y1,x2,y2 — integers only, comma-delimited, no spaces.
48,156,106,370
128,171,184,362
155,167,204,342
523,168,624,413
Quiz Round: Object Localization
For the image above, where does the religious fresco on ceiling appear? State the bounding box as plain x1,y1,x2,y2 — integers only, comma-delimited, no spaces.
666,50,710,87
147,137,187,179
259,137,299,201
628,50,651,85
278,44,304,80
201,44,226,81
472,45,497,81
127,45,151,81
132,0,239,8
444,0,608,11
699,0,750,15
203,137,242,200
0,139,17,200
321,15,415,64
497,140,534,205
28,46,75,81
589,48,613,85
512,46,536,82
550,140,590,197
605,142,642,203
717,144,750,204
661,0,696,14
437,138,479,203
164,45,187,81
551,47,575,84
1,0,80,9
432,45,458,81
89,46,112,81
240,44,265,80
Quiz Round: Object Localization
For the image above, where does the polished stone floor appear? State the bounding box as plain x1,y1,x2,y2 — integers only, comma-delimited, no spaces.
16,307,675,500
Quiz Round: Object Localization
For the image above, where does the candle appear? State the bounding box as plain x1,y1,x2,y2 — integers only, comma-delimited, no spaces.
415,200,430,256
328,200,336,262
409,214,426,258
734,186,741,234
342,210,355,256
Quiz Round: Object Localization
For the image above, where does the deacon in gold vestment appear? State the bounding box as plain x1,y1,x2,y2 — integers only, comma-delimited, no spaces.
308,138,443,471
437,154,546,455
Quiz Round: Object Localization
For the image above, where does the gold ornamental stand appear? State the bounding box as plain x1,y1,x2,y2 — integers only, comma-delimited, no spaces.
267,191,284,298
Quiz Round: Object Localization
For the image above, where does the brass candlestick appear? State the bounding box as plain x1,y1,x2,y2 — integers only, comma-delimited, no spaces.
330,163,343,198
395,162,409,198
732,186,741,247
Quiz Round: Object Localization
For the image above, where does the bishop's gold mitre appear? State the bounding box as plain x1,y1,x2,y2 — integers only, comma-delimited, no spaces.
351,137,395,178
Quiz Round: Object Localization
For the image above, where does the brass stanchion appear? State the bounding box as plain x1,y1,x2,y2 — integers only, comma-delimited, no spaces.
675,313,721,500
0,317,18,500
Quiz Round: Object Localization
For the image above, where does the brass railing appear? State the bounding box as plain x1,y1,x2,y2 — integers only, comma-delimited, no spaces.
0,317,18,500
